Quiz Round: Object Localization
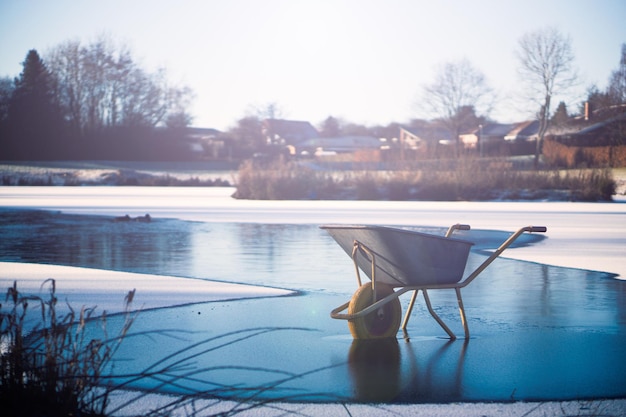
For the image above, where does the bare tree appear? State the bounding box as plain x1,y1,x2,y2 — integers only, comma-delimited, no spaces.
46,35,193,135
47,40,85,134
248,101,286,120
165,84,195,129
516,27,577,167
421,58,492,155
607,43,626,104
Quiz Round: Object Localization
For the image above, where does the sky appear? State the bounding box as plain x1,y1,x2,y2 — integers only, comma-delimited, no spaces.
1,0,625,131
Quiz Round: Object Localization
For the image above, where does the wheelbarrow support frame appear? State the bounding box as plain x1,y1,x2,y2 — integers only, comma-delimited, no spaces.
330,225,547,340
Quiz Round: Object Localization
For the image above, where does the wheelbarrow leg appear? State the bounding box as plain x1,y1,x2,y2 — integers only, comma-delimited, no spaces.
423,289,457,340
401,289,420,331
455,287,470,339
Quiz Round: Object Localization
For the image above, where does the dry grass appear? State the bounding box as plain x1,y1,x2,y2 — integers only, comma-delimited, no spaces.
234,157,617,201
1,280,136,417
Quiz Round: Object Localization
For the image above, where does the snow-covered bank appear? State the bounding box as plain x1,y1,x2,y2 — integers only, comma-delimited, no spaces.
0,262,294,317
0,161,236,186
105,389,626,417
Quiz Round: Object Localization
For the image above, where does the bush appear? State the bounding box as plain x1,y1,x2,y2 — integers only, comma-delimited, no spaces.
566,168,616,201
233,158,334,199
353,173,382,200
234,156,617,202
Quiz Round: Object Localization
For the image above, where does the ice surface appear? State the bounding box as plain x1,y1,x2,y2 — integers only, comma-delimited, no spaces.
2,186,625,278
1,186,625,415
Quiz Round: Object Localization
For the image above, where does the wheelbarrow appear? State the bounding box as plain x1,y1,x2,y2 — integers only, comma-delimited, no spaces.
321,224,547,340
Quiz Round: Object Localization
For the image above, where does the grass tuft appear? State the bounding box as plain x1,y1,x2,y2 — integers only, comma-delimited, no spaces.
0,280,136,417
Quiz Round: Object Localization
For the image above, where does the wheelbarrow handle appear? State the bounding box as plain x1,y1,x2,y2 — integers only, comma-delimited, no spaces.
460,225,547,288
445,223,471,238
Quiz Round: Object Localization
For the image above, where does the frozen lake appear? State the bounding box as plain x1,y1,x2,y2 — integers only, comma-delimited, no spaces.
2,186,625,278
1,186,625,403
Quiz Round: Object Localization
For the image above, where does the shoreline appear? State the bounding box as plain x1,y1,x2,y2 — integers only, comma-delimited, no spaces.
2,160,625,201
104,388,626,417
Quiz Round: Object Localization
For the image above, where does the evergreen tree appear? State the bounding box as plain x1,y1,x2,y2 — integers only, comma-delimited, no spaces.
551,101,569,126
581,85,612,115
0,77,13,123
318,116,341,137
4,50,65,159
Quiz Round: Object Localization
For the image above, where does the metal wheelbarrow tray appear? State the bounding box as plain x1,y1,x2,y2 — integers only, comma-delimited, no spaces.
321,224,547,340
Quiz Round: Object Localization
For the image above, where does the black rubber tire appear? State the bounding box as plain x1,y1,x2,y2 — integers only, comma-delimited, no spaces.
348,282,401,339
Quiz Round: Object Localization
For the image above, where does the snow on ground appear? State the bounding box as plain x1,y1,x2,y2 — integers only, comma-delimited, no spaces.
0,162,235,185
104,390,626,417
0,262,293,317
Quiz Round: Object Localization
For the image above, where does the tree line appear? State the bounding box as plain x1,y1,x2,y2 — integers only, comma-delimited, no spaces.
421,29,625,166
215,31,626,163
1,30,624,162
0,37,193,160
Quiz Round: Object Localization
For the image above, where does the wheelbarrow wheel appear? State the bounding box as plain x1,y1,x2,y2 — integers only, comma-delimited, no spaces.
348,282,401,339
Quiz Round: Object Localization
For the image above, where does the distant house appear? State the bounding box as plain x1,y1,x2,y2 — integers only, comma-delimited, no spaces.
262,119,319,147
459,123,517,149
398,127,424,150
458,129,478,148
504,120,540,142
399,125,453,149
570,113,626,143
186,127,221,139
183,127,225,158
297,136,383,155
543,105,626,167
548,104,626,144
150,126,223,160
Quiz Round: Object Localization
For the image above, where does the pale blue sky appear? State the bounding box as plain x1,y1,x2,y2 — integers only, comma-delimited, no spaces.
1,0,624,130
